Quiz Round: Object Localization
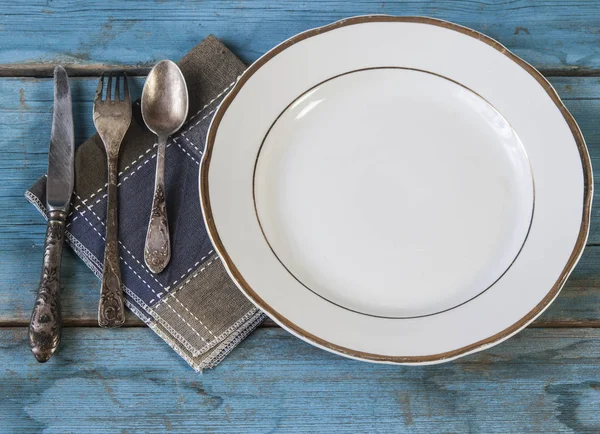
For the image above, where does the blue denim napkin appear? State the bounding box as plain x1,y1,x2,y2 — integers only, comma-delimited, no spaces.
26,36,266,370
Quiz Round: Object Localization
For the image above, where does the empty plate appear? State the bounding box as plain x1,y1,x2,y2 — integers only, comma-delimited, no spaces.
200,16,592,364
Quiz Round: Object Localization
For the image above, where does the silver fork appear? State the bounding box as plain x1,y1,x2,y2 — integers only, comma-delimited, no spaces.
93,72,131,328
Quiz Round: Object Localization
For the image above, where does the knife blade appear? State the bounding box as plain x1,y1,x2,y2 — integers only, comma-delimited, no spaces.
29,65,74,362
47,65,75,210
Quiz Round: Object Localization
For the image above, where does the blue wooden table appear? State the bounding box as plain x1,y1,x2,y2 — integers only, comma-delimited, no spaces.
1,1,600,432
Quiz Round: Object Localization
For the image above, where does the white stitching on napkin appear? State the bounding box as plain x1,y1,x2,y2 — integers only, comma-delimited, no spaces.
64,220,205,352
123,284,209,346
67,150,158,226
77,207,105,240
168,295,217,339
73,182,213,294
180,134,200,153
163,303,210,340
73,187,220,307
67,146,157,218
72,192,167,291
69,138,196,225
72,188,222,343
72,191,221,341
26,190,212,352
171,250,214,286
154,257,219,309
68,132,201,227
74,206,159,293
152,257,220,337
202,309,265,370
176,140,199,164
120,243,168,290
182,80,235,128
181,108,216,140
176,108,216,156
72,80,234,209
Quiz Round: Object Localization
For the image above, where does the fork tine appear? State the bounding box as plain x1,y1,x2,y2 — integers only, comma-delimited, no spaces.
95,73,104,103
106,73,112,101
115,74,121,101
123,73,130,103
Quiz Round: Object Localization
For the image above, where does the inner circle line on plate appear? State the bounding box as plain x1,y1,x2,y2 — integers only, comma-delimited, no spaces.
252,66,535,320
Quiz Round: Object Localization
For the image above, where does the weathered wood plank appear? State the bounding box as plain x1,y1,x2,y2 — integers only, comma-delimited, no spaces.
0,229,600,327
1,327,599,432
1,76,598,183
1,226,599,327
1,0,600,75
1,2,598,431
2,76,599,179
4,223,599,327
1,76,600,325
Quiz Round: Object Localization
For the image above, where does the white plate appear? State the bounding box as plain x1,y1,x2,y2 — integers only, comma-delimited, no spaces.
200,16,592,364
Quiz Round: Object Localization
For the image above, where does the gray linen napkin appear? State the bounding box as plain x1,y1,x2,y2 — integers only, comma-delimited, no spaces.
26,36,266,371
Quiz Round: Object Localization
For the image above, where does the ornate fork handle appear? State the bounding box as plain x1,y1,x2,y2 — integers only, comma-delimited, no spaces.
94,73,130,328
29,210,66,362
98,155,126,327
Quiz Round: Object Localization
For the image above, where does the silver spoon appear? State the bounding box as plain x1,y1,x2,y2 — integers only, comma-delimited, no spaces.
141,60,189,274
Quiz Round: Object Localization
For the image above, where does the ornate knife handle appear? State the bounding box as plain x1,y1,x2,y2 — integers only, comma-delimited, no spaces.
29,210,66,362
98,156,126,328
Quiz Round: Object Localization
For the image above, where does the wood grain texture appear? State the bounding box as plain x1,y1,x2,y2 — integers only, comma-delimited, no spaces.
0,327,599,433
1,0,600,75
1,76,599,325
1,1,599,431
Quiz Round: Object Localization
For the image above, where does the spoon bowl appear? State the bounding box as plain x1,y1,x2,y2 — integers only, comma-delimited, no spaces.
141,60,189,274
142,60,189,137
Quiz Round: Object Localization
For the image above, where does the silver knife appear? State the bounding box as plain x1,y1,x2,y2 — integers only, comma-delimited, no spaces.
29,65,74,363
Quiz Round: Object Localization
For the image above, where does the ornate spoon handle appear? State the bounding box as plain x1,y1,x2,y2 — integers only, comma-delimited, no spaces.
98,156,126,327
29,210,66,362
144,135,170,274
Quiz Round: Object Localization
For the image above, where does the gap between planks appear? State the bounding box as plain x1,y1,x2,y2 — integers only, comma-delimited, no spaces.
0,64,153,77
2,64,600,78
1,319,600,328
0,318,277,328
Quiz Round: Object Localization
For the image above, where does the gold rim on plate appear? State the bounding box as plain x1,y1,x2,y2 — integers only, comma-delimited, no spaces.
200,16,593,363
